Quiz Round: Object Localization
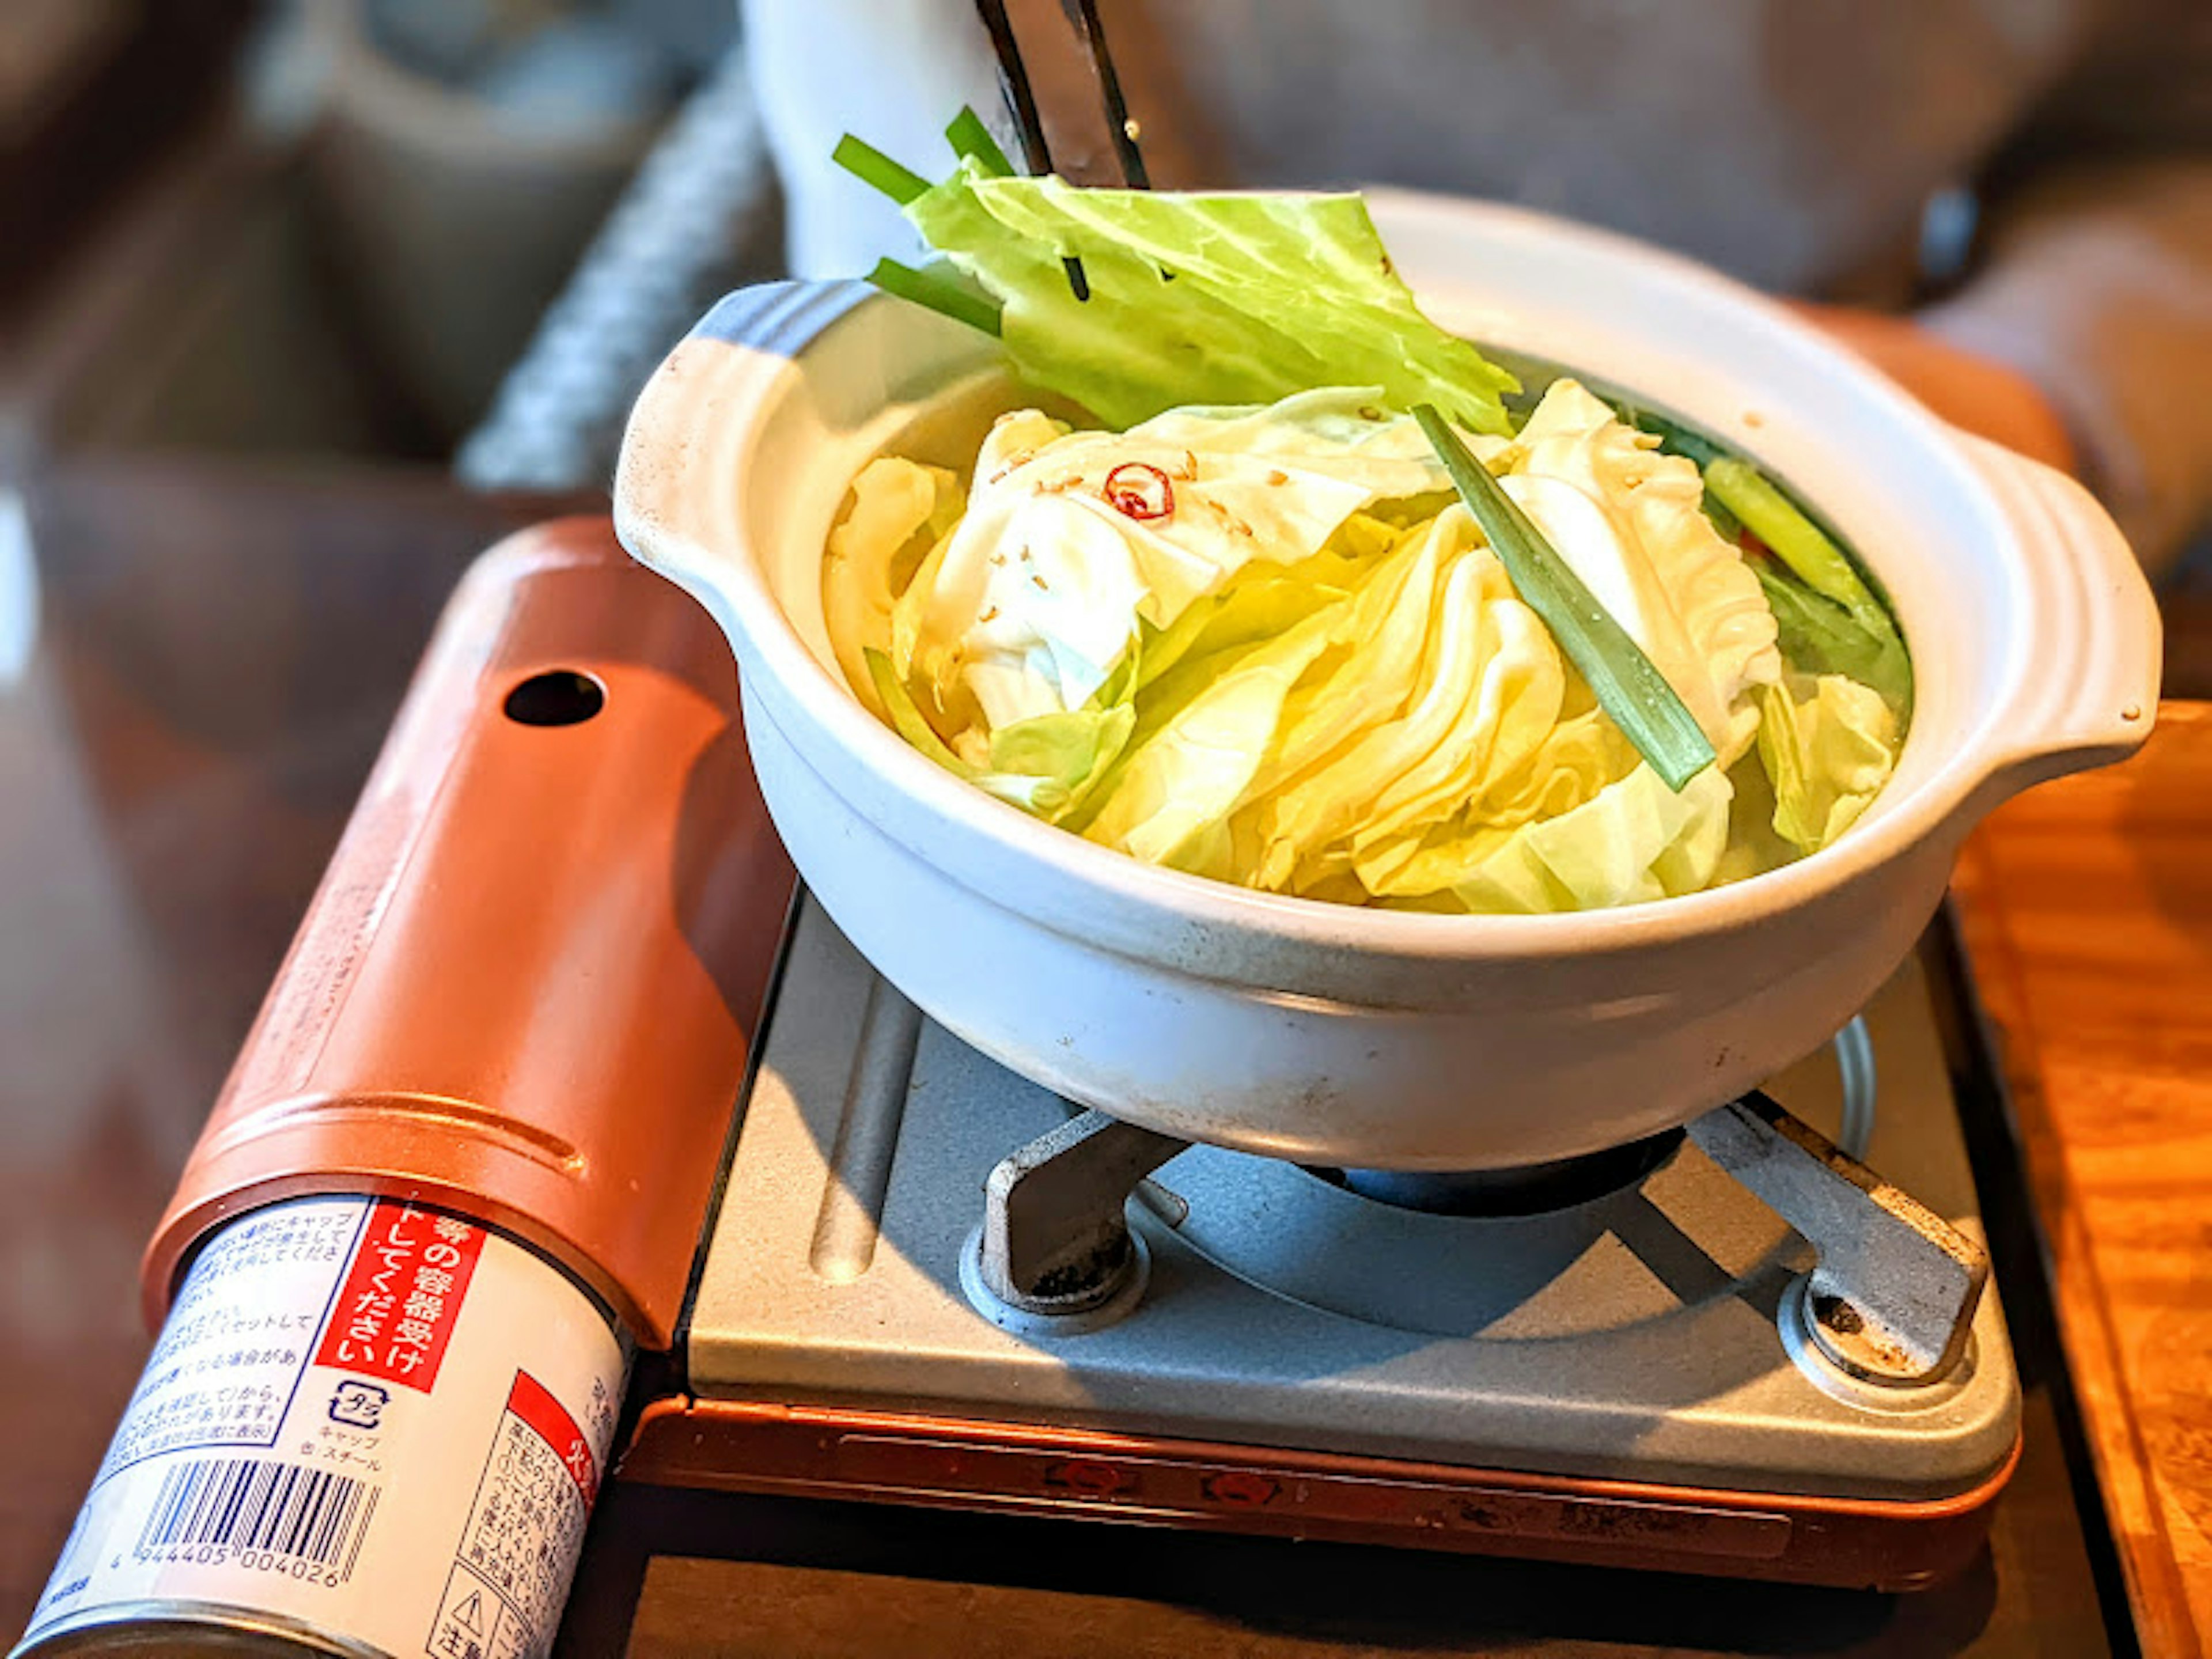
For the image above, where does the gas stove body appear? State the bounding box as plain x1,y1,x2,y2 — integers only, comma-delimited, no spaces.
630,898,2020,1591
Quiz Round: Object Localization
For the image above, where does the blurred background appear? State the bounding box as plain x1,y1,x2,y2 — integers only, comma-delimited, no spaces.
0,2,780,1631
3,1,2207,695
2,0,779,482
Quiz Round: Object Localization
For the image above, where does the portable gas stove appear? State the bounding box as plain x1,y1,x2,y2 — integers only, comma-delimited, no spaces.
623,892,2018,1593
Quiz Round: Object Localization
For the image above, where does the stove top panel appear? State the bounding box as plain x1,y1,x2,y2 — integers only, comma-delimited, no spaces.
684,900,2018,1503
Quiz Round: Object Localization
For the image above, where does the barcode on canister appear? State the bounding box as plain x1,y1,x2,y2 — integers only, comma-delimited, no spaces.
134,1456,381,1581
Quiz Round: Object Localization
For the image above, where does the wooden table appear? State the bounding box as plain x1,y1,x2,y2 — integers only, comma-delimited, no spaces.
1953,701,2212,1658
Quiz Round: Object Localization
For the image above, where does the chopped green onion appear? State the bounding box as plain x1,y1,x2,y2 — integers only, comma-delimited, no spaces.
1702,458,1894,643
945,107,1015,177
1704,455,1911,714
833,134,930,205
1415,405,1716,791
1751,565,1894,695
865,258,1004,336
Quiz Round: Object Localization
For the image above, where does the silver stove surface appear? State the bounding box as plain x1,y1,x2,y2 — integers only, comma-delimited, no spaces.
685,899,2018,1504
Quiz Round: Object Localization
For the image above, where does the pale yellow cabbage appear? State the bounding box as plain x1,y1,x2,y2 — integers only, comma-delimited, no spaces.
825,380,1902,913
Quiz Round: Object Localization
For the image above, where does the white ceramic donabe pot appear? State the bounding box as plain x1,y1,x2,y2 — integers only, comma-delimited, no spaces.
616,190,2161,1171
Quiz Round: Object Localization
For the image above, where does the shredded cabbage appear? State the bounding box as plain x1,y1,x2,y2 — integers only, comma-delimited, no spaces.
1756,675,1901,853
828,380,1906,914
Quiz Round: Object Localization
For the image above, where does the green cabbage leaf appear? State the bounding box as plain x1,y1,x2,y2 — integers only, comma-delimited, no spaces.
906,169,1517,435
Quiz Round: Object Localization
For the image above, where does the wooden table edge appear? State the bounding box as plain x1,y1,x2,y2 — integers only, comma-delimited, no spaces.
1951,698,2211,1659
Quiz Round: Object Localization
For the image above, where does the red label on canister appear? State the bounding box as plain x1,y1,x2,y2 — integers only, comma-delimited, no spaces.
506,1369,598,1508
19,1195,626,1659
312,1200,485,1392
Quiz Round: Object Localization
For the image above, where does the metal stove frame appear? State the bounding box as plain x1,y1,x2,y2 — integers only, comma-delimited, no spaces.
626,899,2024,1592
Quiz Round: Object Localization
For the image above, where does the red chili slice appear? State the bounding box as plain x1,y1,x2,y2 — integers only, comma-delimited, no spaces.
1101,462,1175,521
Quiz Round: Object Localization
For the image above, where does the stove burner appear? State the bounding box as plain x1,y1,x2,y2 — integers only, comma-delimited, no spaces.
960,1077,1987,1386
1158,1128,1790,1342
1323,1130,1685,1218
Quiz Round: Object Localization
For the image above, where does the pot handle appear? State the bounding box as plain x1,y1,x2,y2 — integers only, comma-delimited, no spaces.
1953,431,2162,797
614,278,868,593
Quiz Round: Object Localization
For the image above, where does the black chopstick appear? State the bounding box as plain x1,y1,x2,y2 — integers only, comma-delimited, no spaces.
974,0,1149,301
1064,0,1150,188
971,0,1088,298
972,0,1056,177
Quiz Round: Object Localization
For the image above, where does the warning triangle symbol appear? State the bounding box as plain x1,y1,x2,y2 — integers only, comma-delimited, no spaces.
456,1590,484,1634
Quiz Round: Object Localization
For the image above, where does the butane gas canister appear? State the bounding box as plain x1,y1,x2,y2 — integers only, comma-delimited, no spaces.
15,520,793,1656
20,1196,624,1658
